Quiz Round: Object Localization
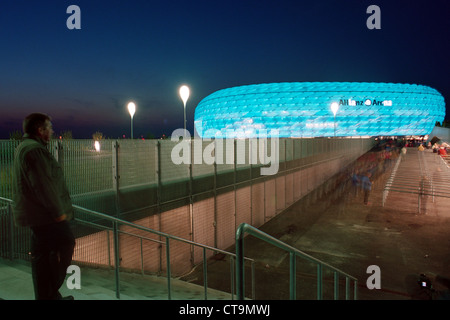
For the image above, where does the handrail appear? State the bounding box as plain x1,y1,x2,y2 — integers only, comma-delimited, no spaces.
0,197,255,300
72,205,256,299
0,196,12,203
72,204,249,262
235,223,358,300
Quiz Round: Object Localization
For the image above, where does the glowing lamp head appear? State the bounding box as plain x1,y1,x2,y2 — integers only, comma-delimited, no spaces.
127,102,136,118
179,85,190,107
331,102,339,116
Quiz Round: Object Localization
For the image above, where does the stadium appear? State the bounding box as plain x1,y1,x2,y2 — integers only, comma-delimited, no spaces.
194,82,446,138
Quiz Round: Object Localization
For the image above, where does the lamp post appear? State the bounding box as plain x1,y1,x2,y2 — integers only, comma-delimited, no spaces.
331,102,339,138
179,85,190,136
127,102,136,139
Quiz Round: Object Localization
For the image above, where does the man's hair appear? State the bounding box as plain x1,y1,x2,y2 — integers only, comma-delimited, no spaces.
23,113,51,136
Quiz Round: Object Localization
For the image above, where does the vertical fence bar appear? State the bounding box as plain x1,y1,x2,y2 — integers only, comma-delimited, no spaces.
112,140,120,218
189,139,194,266
251,260,255,300
289,252,296,300
235,226,245,300
317,264,323,300
140,238,144,275
8,202,14,260
213,140,218,249
112,221,120,299
166,237,172,300
203,248,208,300
106,229,111,267
345,277,350,300
56,141,64,169
156,141,163,273
334,272,339,300
230,256,235,300
234,139,237,232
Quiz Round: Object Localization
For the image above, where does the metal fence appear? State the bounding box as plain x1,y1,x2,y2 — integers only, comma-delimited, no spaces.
1,137,375,210
0,196,255,299
236,223,358,300
0,137,375,285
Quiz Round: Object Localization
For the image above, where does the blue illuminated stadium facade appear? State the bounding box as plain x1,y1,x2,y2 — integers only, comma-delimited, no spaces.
194,82,446,138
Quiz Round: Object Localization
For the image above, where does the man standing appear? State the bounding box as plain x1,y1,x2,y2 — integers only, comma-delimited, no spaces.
12,113,75,300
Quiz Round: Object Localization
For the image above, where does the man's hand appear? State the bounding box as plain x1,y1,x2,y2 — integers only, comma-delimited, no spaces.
55,214,67,222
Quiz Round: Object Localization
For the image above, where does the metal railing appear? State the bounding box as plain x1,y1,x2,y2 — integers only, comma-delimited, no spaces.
0,196,255,300
1,138,376,257
235,223,358,300
1,138,376,206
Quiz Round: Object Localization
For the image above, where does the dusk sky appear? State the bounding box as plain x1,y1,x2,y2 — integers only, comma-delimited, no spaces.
1,0,449,139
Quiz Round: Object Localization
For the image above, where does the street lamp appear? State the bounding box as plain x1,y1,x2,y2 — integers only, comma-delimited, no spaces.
331,102,339,137
179,85,190,135
127,101,136,139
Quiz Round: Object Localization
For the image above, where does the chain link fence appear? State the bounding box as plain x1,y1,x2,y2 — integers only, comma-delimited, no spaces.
1,137,375,276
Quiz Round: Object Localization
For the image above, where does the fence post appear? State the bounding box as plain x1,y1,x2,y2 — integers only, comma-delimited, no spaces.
8,202,15,261
156,141,163,273
213,139,218,249
334,272,339,300
156,141,162,213
112,141,121,299
317,264,323,300
289,252,296,300
346,277,350,300
112,140,120,218
235,224,245,300
113,220,120,299
249,138,254,226
189,138,194,265
166,237,172,300
234,139,237,231
203,248,208,300
54,140,64,169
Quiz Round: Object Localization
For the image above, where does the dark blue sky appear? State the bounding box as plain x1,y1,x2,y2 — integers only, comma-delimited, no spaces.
1,0,449,139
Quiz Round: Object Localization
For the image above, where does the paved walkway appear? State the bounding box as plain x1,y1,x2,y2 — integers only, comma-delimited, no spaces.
383,147,450,216
0,257,231,300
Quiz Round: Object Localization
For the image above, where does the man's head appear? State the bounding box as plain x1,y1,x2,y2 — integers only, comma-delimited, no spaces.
23,113,53,142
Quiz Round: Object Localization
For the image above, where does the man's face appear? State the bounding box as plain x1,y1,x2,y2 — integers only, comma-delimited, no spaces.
38,120,54,142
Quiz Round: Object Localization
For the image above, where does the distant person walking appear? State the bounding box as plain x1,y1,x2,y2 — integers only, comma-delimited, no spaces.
12,113,75,300
350,170,360,197
438,146,447,156
361,172,372,205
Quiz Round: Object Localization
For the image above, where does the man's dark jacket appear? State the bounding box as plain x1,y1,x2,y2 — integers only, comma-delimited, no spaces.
12,135,73,227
